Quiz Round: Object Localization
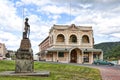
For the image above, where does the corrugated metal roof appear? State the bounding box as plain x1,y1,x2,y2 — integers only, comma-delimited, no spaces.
36,48,103,55
47,48,102,52
81,48,102,52
47,48,71,52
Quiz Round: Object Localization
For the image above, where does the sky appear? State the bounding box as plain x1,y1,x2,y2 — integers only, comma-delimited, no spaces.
0,0,120,54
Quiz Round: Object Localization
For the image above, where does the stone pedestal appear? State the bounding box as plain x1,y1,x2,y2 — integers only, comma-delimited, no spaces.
15,38,34,73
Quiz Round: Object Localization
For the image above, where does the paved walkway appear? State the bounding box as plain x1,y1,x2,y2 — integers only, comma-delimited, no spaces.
75,64,120,80
74,64,120,80
96,66,120,80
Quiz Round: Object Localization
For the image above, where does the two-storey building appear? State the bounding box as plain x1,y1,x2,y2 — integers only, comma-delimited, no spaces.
37,24,103,64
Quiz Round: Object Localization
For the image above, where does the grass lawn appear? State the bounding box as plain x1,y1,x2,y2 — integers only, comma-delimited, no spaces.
0,60,102,80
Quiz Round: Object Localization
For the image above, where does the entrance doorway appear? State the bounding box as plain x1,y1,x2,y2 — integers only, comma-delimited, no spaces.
70,50,77,63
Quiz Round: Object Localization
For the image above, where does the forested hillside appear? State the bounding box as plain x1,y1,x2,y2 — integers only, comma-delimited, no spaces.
94,42,120,60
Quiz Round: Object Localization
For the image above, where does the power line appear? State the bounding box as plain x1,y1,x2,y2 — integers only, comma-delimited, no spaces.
22,3,25,32
69,0,71,24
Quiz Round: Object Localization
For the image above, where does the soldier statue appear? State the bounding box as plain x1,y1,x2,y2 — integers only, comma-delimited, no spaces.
23,18,30,39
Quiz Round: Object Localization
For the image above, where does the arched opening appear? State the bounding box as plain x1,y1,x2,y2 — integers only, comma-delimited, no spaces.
70,49,77,63
56,34,65,42
70,48,82,63
69,35,77,43
82,35,89,43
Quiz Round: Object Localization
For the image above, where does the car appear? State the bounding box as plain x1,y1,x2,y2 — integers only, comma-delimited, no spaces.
93,59,114,66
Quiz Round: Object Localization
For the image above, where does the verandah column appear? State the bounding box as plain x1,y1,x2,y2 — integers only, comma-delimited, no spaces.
81,50,84,64
68,51,71,63
100,51,103,59
90,52,93,64
57,51,58,62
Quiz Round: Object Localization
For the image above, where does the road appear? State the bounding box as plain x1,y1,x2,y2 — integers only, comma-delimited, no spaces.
68,63,120,80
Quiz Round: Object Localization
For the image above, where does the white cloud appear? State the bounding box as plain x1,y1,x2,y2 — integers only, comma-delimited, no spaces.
79,4,92,9
0,31,20,50
21,0,50,6
1,0,120,53
0,0,23,50
15,1,23,7
52,15,61,20
66,6,120,44
111,33,120,38
0,0,22,31
40,5,69,15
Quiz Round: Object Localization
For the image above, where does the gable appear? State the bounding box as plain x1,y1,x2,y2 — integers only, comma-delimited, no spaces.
67,24,79,30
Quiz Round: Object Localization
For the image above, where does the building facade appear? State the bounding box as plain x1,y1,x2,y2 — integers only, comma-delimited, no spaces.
37,24,103,64
0,43,7,60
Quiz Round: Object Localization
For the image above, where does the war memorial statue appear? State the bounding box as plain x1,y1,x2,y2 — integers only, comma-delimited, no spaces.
0,18,49,77
15,18,33,73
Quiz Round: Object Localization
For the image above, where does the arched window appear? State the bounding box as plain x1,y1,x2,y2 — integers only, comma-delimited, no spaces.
82,35,89,43
69,35,77,43
56,34,65,42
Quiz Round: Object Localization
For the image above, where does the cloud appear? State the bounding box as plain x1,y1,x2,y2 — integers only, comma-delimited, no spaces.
0,31,20,50
21,0,50,6
1,0,120,53
0,0,22,31
40,5,69,15
111,33,120,38
65,2,120,44
0,0,23,50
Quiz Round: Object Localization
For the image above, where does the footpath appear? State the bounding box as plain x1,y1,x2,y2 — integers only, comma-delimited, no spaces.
72,64,120,80
96,66,120,80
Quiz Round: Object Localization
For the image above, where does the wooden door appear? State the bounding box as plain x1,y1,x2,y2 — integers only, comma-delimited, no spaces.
70,50,77,63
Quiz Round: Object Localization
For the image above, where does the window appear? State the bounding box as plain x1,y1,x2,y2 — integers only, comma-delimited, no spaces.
83,52,89,62
56,34,65,42
69,35,77,43
58,52,64,57
82,35,89,43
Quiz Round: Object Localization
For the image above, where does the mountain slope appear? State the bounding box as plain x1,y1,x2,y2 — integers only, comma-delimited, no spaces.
94,42,120,60
105,45,120,60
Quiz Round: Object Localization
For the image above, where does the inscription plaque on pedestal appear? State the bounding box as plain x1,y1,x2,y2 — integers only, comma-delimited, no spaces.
15,18,34,73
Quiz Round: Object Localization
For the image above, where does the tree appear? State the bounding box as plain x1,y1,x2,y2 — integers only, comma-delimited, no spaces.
5,53,10,58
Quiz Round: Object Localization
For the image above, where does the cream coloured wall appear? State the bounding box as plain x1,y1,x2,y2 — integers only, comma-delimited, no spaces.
57,52,69,63
49,25,93,49
0,43,7,58
38,24,103,64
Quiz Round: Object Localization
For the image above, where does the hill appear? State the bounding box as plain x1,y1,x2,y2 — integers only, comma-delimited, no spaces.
94,41,120,60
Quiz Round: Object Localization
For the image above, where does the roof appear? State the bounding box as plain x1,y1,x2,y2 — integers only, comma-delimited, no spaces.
53,24,92,30
81,48,102,52
38,36,49,46
36,48,102,55
49,24,92,33
46,47,102,52
47,48,71,52
36,50,46,55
